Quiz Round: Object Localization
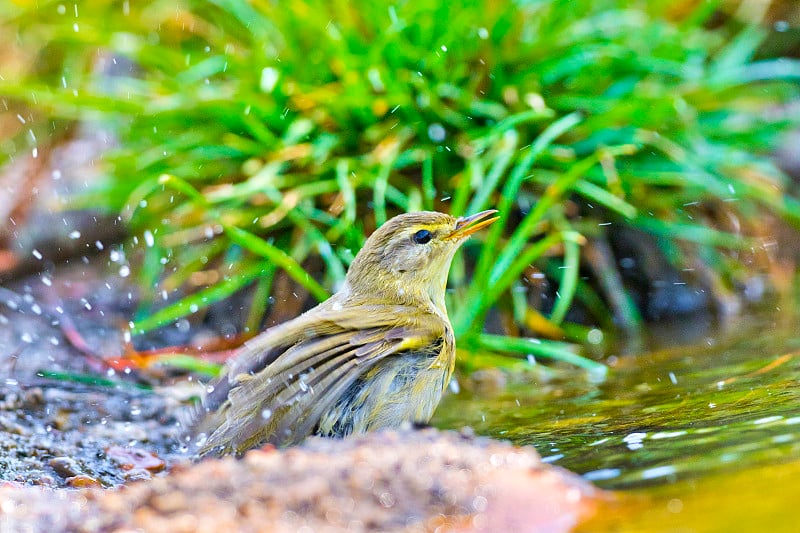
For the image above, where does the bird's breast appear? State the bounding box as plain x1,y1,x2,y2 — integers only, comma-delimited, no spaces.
316,337,453,438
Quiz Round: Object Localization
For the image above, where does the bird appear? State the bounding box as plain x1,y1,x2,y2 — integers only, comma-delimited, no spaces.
191,209,499,456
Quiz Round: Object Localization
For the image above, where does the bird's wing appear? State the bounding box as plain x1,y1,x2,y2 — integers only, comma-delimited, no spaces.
194,303,446,455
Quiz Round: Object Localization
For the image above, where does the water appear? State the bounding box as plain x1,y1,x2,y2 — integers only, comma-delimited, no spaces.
434,311,800,531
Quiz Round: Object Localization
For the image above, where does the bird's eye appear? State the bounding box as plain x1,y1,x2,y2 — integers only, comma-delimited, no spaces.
412,229,432,244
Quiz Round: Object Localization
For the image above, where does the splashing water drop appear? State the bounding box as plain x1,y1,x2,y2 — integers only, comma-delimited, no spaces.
427,123,446,142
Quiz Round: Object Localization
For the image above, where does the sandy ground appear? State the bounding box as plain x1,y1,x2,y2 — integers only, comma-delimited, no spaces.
0,428,599,533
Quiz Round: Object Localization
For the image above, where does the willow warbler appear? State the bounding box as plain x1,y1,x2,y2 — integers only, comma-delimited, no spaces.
192,210,498,456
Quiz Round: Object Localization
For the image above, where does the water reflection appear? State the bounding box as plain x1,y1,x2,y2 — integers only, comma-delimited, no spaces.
434,312,800,491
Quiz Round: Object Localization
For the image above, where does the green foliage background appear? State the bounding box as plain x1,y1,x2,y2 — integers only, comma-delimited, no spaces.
2,0,800,371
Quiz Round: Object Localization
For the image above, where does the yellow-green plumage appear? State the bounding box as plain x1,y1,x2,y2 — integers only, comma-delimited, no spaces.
191,210,497,456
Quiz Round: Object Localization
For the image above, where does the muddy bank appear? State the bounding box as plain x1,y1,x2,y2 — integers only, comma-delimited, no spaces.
0,428,599,532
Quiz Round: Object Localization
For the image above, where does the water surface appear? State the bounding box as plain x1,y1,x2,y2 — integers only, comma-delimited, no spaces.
435,311,800,532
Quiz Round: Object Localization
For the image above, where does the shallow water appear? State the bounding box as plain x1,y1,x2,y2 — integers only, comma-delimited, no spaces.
435,310,800,532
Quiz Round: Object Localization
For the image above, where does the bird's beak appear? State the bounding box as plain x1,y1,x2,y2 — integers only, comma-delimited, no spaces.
446,209,500,240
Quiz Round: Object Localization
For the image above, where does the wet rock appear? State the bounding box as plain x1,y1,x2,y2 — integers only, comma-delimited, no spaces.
66,475,103,488
48,456,82,478
92,421,149,442
106,445,166,473
122,467,158,482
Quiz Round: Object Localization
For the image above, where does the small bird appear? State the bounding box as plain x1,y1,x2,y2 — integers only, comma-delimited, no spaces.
192,209,499,456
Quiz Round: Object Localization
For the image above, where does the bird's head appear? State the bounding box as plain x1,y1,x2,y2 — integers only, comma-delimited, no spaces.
344,210,498,311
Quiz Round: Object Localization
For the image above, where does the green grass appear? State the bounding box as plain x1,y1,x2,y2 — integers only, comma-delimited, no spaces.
2,0,799,372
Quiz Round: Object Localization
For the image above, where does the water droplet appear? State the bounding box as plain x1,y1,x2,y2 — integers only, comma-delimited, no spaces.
260,67,279,92
427,123,446,142
623,432,646,450
587,328,603,344
775,20,789,32
583,468,621,481
379,492,396,508
753,415,783,425
119,265,130,277
261,409,272,419
641,465,677,480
